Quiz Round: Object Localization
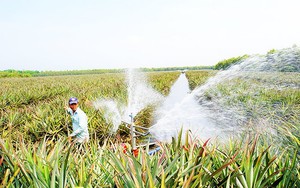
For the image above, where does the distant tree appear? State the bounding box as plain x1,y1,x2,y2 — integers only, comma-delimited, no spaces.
0,70,39,78
0,66,214,78
267,49,277,54
214,55,248,70
142,66,213,72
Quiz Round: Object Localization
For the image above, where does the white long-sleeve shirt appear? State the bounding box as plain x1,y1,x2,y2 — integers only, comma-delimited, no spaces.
67,107,89,143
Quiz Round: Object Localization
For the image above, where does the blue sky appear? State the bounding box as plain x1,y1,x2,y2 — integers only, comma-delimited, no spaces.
1,0,300,71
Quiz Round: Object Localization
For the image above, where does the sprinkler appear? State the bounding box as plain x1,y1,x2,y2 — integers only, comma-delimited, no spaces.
129,113,137,154
122,113,158,156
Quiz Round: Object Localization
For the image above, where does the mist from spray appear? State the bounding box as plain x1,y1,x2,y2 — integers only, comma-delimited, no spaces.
125,69,164,122
93,99,123,132
93,68,164,132
155,73,190,119
150,74,220,142
150,46,300,142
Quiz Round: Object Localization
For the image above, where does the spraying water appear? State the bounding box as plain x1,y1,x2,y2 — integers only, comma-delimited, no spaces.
93,68,164,132
150,76,220,142
155,73,190,118
150,46,300,142
93,99,123,132
124,69,164,122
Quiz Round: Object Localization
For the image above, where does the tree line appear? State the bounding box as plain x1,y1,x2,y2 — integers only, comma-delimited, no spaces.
0,66,213,78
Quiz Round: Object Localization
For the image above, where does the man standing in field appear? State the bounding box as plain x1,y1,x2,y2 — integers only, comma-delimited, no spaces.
65,97,89,143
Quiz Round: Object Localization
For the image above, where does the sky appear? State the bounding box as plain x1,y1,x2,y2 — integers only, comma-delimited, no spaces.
0,0,300,71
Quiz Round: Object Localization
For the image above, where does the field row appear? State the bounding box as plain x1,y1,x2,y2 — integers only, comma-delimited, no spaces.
0,71,213,143
0,70,299,187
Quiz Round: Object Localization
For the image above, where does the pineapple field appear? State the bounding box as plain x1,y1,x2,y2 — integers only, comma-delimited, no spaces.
0,69,299,187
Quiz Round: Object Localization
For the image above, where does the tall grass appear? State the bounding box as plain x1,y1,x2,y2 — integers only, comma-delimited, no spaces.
0,130,299,187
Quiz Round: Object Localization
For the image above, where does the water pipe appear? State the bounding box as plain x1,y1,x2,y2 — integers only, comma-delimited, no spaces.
127,113,157,156
129,113,137,151
148,147,161,155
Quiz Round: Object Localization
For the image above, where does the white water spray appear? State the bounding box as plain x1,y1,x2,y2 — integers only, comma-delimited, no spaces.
93,69,164,132
155,73,190,119
125,69,164,122
93,99,123,132
150,46,300,142
150,74,219,142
